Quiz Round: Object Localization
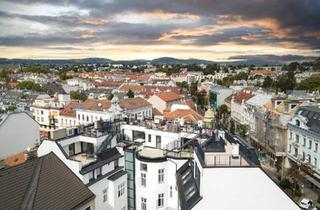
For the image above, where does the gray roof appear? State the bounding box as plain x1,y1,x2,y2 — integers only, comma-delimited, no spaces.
0,152,95,210
298,106,320,133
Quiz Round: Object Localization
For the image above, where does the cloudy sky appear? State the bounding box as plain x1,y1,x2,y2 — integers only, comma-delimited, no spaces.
0,0,319,60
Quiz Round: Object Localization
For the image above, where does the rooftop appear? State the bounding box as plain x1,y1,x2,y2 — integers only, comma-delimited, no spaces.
119,97,151,110
155,92,184,102
76,99,111,111
0,152,95,210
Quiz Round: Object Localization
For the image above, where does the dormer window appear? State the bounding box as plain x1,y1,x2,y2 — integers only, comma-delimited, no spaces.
295,119,300,127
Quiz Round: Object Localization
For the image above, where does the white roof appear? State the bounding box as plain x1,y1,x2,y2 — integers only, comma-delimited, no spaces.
193,167,299,210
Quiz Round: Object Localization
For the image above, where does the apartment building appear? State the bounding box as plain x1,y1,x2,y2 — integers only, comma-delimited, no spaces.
230,90,255,130
119,121,299,210
31,93,71,137
37,122,127,210
148,92,184,114
56,100,79,128
287,106,320,190
119,97,153,120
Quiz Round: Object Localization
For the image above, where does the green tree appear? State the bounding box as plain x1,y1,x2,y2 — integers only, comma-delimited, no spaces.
70,91,88,101
21,65,49,74
190,82,198,96
6,105,17,112
262,76,273,89
296,75,320,91
108,94,114,100
127,89,134,98
58,70,72,80
276,71,296,92
17,81,45,92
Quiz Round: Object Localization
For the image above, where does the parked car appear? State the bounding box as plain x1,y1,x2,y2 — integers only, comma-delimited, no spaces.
299,198,313,209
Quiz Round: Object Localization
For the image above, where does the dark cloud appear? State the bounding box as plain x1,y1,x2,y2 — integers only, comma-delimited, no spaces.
0,0,319,50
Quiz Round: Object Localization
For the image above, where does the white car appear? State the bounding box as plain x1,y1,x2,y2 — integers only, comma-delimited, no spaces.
299,198,313,209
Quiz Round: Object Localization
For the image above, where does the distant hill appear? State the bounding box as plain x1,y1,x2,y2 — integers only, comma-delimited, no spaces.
0,58,112,65
226,54,318,65
151,57,216,65
0,55,318,66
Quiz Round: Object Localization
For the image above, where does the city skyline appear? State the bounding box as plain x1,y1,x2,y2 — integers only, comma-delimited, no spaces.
0,0,319,60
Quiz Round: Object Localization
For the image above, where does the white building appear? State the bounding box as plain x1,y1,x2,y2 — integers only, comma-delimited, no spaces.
230,91,255,130
31,93,70,137
120,123,300,210
75,99,115,125
56,100,79,129
148,92,184,114
287,106,320,189
119,97,153,120
37,123,127,210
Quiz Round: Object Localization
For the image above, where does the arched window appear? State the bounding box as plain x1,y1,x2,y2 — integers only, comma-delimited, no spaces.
295,119,300,126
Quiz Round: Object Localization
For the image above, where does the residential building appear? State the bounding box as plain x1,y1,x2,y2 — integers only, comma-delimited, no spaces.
208,86,233,109
31,93,71,137
120,122,299,210
148,92,184,114
287,106,320,190
37,122,127,210
75,99,113,125
230,90,255,130
0,152,95,210
119,97,153,120
57,100,79,128
0,112,40,161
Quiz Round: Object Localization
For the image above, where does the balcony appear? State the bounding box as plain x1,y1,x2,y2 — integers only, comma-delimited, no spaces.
69,153,97,167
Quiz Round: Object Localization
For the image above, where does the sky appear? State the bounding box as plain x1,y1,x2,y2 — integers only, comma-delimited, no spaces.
0,0,319,61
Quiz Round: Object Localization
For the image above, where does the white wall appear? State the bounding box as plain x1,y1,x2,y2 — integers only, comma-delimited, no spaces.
37,140,83,180
0,112,40,159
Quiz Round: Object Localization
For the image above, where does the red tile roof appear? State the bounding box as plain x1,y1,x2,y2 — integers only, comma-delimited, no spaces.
77,99,111,111
60,100,79,117
119,97,151,110
233,91,255,104
163,109,203,123
155,92,183,102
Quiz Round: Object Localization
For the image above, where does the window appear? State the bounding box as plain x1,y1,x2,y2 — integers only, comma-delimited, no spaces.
78,114,80,120
140,163,147,172
309,140,312,149
170,186,173,198
82,114,84,121
308,155,311,164
88,171,94,182
141,173,146,187
289,131,292,140
103,188,108,202
86,115,89,122
118,182,125,197
97,167,102,178
158,169,164,183
141,197,147,210
315,143,318,152
315,158,318,167
40,110,43,115
302,152,305,161
295,119,300,126
296,135,299,143
157,193,164,208
148,134,151,142
289,145,291,153
114,159,119,169
303,137,306,146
